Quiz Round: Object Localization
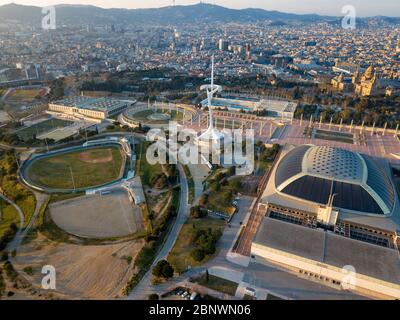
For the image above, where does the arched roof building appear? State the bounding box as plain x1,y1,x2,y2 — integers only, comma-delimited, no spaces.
274,145,395,216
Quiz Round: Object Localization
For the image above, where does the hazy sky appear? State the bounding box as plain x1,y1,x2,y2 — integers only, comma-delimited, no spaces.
0,0,399,17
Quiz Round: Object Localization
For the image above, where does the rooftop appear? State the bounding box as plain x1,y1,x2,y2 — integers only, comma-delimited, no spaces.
52,96,128,112
254,217,400,285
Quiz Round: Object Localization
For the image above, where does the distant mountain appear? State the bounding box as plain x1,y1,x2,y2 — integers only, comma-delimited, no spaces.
0,3,398,27
0,3,333,26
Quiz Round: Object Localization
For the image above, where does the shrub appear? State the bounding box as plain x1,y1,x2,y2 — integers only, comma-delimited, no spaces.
190,206,207,219
190,248,205,262
152,260,174,279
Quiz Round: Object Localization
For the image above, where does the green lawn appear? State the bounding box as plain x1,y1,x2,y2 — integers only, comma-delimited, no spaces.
16,194,36,227
16,118,73,141
136,142,164,187
195,274,238,296
10,89,42,100
168,218,225,274
27,147,124,189
0,200,20,237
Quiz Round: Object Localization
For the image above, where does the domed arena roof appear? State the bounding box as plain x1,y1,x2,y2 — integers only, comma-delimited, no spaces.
275,146,395,215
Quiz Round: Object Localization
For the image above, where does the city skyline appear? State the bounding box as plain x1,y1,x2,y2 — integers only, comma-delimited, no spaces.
0,0,400,17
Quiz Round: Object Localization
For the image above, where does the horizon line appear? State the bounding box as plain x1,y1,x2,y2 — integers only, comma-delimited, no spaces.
1,1,399,18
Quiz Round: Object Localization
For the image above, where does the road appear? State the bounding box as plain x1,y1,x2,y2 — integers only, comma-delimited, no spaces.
127,163,189,300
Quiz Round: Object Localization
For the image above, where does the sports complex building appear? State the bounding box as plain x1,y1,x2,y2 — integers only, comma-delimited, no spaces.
251,144,400,299
201,96,297,120
48,96,134,120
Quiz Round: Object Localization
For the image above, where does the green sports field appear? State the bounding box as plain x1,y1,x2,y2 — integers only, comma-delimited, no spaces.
27,146,125,190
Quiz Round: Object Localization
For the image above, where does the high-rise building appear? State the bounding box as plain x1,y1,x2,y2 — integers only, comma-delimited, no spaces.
218,39,229,51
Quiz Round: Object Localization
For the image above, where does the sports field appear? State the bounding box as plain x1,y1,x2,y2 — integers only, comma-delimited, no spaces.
17,118,73,141
6,88,46,101
27,146,124,190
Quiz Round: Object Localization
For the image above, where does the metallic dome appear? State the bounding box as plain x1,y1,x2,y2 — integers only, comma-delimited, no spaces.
275,146,395,215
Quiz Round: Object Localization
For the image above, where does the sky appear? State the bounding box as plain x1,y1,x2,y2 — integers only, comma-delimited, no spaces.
0,0,399,17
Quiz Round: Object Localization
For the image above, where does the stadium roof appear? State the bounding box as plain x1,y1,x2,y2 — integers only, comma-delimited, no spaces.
275,145,395,215
53,96,128,112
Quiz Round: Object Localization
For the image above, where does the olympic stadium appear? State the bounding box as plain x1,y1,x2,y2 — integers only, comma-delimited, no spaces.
251,144,400,299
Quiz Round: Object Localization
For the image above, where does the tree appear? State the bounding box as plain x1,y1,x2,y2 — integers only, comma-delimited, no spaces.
148,293,159,300
190,248,205,262
152,260,174,279
228,178,242,192
210,182,220,192
161,262,174,279
199,194,209,207
190,206,206,219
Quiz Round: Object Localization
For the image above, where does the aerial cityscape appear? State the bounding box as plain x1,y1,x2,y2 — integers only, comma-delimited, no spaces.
0,0,400,307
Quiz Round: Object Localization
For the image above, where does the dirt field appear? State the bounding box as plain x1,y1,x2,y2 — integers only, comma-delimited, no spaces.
50,189,144,238
12,234,144,299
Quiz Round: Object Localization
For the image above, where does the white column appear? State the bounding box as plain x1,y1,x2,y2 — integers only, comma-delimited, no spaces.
350,119,353,133
329,117,333,130
339,118,343,131
383,122,387,136
371,122,375,136
394,123,399,138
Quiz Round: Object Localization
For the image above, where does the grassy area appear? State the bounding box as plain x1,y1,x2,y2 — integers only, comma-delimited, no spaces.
16,118,73,141
8,89,43,101
168,218,225,274
27,146,124,189
0,150,36,232
16,194,36,227
195,273,238,296
0,200,20,237
136,142,164,187
48,192,85,204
